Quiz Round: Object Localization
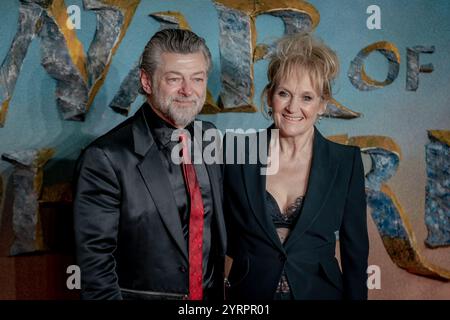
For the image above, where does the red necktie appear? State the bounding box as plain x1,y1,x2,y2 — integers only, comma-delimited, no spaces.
180,133,204,300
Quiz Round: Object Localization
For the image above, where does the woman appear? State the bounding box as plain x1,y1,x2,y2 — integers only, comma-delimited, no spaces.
223,32,368,300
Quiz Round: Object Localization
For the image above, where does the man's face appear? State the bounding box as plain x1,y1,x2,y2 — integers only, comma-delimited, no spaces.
141,52,208,128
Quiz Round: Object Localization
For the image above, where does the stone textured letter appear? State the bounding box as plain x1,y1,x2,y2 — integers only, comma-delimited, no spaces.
350,136,450,280
0,1,44,127
2,148,54,255
348,41,400,91
424,130,449,248
406,45,434,91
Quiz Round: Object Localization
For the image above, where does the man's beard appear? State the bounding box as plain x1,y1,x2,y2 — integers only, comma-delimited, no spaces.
153,90,205,128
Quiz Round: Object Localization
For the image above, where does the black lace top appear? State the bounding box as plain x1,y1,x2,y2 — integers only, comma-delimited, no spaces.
266,191,303,229
265,191,304,298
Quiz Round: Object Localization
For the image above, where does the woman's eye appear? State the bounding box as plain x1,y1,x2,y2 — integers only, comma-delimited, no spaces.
278,91,289,97
303,96,312,101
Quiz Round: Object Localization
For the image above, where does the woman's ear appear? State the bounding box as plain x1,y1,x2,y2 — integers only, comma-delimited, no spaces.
318,99,328,115
140,69,152,95
266,88,274,108
267,95,272,108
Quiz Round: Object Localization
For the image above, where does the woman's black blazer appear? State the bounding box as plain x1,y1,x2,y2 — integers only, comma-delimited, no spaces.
224,126,369,300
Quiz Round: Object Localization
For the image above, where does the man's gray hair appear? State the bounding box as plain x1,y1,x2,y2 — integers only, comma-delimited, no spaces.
139,29,212,94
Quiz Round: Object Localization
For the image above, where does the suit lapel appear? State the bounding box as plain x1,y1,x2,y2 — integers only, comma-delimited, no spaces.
284,128,339,249
133,106,188,261
205,162,226,254
242,129,285,252
199,121,227,255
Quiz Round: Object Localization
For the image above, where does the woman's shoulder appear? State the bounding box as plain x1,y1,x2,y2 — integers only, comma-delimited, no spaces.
320,132,361,160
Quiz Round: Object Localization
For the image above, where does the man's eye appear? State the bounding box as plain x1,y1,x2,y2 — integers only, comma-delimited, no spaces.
168,78,181,83
193,78,204,83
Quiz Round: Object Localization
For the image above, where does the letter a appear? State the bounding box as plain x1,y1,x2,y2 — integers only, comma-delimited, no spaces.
66,265,81,290
367,265,381,289
66,5,81,30
366,5,381,30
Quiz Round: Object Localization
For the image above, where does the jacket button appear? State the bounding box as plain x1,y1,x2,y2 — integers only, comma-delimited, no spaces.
279,254,286,262
179,266,187,273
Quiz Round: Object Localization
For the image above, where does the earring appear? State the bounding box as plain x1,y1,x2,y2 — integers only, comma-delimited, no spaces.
268,108,273,117
317,115,323,124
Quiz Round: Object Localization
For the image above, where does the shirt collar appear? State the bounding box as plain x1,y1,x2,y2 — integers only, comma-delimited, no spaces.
144,104,195,148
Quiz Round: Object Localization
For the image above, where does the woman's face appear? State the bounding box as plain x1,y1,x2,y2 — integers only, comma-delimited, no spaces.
270,72,326,138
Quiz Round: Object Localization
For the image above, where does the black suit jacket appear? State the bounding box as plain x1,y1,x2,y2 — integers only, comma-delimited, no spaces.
224,126,368,300
73,104,226,300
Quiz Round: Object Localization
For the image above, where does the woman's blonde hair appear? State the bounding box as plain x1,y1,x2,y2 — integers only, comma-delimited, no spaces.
261,32,339,116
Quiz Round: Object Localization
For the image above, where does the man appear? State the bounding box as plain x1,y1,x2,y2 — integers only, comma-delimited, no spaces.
73,29,226,300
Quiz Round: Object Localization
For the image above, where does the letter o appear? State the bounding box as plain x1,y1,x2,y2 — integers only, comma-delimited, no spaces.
348,41,400,91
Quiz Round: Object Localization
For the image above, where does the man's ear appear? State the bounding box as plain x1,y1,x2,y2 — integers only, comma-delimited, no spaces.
140,69,152,95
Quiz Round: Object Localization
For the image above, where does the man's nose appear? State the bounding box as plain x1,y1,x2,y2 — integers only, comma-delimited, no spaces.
179,80,193,96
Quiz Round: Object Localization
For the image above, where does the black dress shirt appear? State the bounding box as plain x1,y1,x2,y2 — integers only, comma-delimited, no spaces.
144,106,215,290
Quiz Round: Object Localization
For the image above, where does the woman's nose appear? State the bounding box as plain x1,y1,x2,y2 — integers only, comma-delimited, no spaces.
286,96,301,112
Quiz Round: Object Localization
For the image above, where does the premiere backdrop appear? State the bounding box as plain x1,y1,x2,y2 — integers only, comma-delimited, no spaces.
0,0,449,299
